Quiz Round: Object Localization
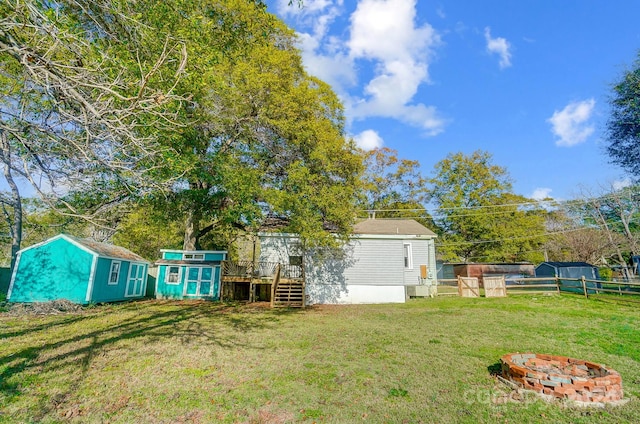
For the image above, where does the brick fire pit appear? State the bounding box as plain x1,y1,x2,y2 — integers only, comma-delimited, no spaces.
500,353,623,404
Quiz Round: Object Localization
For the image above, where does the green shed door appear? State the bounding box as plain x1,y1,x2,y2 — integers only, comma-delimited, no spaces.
184,266,217,298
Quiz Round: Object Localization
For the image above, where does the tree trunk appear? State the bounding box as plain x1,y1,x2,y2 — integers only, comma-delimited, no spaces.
0,130,22,271
183,208,201,251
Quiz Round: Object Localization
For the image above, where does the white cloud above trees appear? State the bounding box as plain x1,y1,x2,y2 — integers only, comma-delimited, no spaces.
530,187,553,200
278,0,446,136
353,129,384,150
548,99,596,147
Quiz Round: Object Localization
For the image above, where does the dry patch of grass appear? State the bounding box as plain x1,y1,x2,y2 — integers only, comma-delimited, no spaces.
1,296,640,423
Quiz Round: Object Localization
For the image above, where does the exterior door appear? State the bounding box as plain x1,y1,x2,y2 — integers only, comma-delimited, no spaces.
184,266,218,298
125,263,146,297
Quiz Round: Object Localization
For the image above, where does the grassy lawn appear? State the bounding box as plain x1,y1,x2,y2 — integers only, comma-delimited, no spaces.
1,295,640,423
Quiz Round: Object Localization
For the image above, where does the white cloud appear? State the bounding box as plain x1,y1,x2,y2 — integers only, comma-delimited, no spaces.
353,129,384,150
279,1,356,94
297,33,356,90
530,187,553,200
548,99,596,147
612,178,632,191
279,0,445,136
484,27,512,69
346,0,445,134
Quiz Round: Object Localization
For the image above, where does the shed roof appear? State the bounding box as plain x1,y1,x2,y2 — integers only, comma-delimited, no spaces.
537,261,596,268
353,219,436,236
155,259,222,266
64,235,147,262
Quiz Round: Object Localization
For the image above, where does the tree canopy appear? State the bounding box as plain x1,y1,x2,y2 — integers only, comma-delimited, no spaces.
124,0,363,251
1,0,188,265
1,0,364,262
358,147,433,227
428,150,546,263
606,52,640,177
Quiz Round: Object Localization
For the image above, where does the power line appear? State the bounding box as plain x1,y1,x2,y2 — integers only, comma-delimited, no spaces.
360,189,640,215
434,216,640,247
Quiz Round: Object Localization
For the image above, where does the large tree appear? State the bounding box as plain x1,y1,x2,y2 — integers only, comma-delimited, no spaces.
2,0,363,264
429,150,546,262
125,0,363,251
0,0,186,267
569,184,640,278
358,147,433,227
606,52,640,177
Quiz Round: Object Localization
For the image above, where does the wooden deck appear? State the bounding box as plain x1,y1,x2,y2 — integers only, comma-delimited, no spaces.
221,261,305,307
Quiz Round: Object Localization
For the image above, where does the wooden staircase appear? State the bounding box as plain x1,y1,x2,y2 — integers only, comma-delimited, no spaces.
271,264,305,308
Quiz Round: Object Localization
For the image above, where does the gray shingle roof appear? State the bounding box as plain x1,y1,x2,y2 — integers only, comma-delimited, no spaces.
538,261,596,268
353,219,436,236
65,235,147,262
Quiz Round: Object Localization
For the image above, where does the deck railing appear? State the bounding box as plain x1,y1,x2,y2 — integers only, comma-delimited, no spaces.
222,261,303,280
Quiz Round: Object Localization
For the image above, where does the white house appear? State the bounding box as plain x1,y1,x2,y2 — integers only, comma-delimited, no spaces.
259,218,438,304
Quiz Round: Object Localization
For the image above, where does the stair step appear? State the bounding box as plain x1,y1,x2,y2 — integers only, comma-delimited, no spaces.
271,274,305,307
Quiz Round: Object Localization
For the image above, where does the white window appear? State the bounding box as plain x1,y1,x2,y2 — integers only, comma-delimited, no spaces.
403,243,413,270
166,266,181,284
183,253,205,261
108,261,121,285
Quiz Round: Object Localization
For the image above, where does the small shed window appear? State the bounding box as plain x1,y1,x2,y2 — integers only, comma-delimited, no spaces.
183,253,205,261
108,261,121,285
404,243,413,270
166,266,181,284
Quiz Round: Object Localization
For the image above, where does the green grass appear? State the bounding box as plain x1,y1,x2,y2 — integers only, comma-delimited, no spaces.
1,296,640,423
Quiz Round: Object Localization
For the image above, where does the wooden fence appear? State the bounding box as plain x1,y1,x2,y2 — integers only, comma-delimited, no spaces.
435,276,640,299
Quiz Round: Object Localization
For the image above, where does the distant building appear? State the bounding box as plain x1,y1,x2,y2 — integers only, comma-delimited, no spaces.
535,262,600,280
438,262,535,285
454,263,535,285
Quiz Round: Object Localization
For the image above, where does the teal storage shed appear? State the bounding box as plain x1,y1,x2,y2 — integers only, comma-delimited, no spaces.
155,250,227,300
7,234,149,304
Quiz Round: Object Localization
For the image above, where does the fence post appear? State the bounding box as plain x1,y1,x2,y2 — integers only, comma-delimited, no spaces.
556,277,560,294
581,276,588,298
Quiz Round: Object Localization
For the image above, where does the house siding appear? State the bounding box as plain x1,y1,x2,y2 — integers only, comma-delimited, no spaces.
91,257,128,302
156,265,185,299
343,239,404,285
91,259,148,302
156,265,222,300
259,233,438,304
8,238,93,304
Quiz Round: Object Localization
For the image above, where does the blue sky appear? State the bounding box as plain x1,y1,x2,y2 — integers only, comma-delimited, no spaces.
270,0,640,201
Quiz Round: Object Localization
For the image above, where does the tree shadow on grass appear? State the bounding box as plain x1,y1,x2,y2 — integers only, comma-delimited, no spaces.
0,300,292,420
487,362,503,376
